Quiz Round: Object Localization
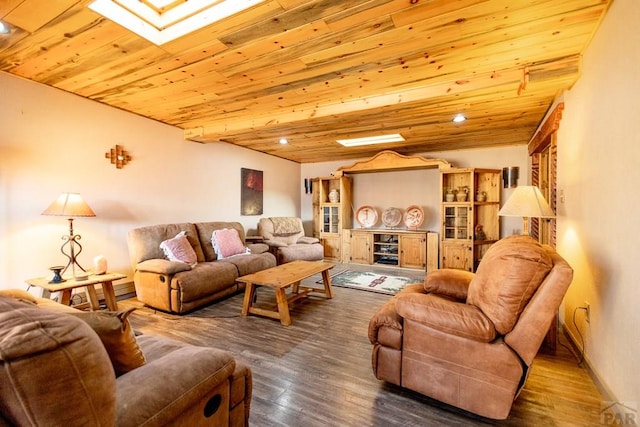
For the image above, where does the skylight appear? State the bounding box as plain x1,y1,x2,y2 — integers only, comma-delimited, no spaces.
337,134,405,147
89,0,266,45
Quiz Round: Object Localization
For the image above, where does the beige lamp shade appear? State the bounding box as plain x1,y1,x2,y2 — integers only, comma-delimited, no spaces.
42,193,96,217
498,186,554,234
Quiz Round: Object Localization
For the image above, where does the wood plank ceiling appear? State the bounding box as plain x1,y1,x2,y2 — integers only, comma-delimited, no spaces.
0,0,611,163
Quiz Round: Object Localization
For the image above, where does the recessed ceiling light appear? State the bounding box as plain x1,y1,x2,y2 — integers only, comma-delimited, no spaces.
279,138,288,145
453,113,467,123
337,134,405,147
0,21,10,34
89,0,266,45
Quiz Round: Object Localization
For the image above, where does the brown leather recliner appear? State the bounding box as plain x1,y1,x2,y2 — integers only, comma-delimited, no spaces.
368,235,573,420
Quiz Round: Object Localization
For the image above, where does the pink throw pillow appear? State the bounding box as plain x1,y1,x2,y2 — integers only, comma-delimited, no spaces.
212,228,249,259
159,231,197,266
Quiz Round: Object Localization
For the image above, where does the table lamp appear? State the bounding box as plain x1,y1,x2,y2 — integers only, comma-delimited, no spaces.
42,193,96,280
498,186,555,235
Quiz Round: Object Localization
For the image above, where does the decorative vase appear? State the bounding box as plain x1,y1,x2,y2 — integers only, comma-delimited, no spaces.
94,255,108,275
456,186,469,202
445,190,455,202
328,189,340,203
476,191,487,202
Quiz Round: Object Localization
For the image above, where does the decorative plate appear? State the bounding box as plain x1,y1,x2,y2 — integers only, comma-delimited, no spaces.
404,205,425,229
382,207,402,228
355,205,378,228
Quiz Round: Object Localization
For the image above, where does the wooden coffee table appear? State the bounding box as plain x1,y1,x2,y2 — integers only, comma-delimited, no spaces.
238,260,334,326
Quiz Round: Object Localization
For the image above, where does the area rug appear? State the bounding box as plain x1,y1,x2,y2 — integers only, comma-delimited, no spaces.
320,270,419,295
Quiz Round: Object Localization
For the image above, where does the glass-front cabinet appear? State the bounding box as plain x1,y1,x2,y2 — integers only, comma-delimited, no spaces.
443,205,470,240
312,176,352,261
440,168,501,271
322,205,340,233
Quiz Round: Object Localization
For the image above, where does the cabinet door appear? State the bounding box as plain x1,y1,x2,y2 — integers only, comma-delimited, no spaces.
400,234,426,269
443,205,471,240
350,232,372,264
341,232,351,263
441,242,472,271
322,236,341,260
322,205,340,233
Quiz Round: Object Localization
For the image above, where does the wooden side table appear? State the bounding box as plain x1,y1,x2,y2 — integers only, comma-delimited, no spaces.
25,272,126,311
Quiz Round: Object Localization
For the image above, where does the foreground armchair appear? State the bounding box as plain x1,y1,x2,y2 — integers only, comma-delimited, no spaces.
0,291,252,427
369,235,573,419
258,217,324,264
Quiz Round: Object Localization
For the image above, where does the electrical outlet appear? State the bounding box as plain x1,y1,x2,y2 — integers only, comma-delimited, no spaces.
584,301,590,323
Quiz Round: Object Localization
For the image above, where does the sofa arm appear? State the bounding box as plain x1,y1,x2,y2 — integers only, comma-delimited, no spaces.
396,292,496,342
247,242,269,254
423,269,475,301
262,240,287,248
117,336,237,427
368,283,424,347
136,259,192,275
296,236,320,244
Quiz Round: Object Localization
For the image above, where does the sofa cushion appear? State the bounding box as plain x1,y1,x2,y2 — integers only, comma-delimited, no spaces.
467,235,553,335
219,252,277,277
277,243,323,264
194,222,247,262
160,231,198,266
70,308,146,377
171,262,240,302
0,297,117,426
127,223,205,265
212,228,249,259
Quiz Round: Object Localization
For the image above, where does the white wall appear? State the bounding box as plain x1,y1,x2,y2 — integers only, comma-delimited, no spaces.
557,0,640,410
0,72,300,289
300,146,529,236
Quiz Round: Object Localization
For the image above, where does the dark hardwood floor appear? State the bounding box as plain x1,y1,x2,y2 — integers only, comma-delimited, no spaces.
119,264,610,426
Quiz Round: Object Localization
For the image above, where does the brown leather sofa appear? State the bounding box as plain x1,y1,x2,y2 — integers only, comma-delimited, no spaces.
0,290,252,426
369,235,573,419
127,221,276,313
258,217,324,264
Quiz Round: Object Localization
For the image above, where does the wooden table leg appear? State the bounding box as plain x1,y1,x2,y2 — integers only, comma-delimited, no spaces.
59,289,72,306
274,288,291,326
321,270,334,299
241,283,256,317
85,285,100,311
292,280,301,294
101,281,118,311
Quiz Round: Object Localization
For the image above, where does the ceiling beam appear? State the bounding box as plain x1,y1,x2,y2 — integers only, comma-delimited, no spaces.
184,55,579,142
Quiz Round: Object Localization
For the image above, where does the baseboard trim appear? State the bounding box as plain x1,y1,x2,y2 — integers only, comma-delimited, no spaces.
561,324,638,426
